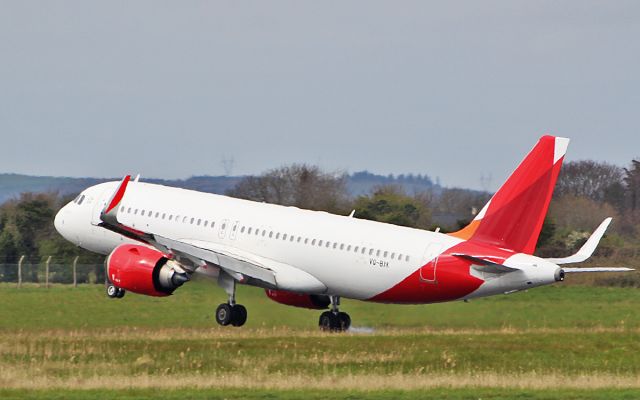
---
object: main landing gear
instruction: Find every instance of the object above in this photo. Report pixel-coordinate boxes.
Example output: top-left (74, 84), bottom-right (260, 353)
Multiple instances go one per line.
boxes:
top-left (215, 303), bottom-right (247, 327)
top-left (215, 272), bottom-right (247, 327)
top-left (106, 284), bottom-right (125, 299)
top-left (319, 296), bottom-right (351, 332)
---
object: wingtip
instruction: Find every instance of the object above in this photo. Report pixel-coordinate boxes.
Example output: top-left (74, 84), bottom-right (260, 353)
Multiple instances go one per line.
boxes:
top-left (104, 175), bottom-right (132, 214)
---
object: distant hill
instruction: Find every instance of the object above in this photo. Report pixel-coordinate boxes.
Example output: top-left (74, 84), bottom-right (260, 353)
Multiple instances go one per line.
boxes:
top-left (0, 171), bottom-right (439, 204)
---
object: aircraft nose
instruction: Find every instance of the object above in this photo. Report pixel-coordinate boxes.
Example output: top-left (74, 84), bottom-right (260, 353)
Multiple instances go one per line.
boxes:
top-left (54, 205), bottom-right (68, 238)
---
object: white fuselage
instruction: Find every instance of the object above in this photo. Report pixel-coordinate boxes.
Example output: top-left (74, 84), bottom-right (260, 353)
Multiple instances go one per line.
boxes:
top-left (54, 181), bottom-right (560, 302)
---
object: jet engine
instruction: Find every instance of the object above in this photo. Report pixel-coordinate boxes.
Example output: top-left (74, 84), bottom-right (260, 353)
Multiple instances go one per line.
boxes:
top-left (106, 244), bottom-right (189, 297)
top-left (265, 289), bottom-right (330, 309)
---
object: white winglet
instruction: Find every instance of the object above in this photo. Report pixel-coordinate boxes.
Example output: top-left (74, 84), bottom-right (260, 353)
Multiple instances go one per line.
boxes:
top-left (546, 218), bottom-right (612, 265)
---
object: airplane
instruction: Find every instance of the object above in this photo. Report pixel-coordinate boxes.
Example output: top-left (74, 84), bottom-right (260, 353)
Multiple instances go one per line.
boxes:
top-left (54, 136), bottom-right (633, 331)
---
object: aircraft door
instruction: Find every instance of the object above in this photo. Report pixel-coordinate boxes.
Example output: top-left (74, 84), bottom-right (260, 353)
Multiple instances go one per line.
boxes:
top-left (420, 243), bottom-right (444, 283)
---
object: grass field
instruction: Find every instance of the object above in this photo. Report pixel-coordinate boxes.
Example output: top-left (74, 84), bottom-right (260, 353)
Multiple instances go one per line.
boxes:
top-left (1, 280), bottom-right (639, 399)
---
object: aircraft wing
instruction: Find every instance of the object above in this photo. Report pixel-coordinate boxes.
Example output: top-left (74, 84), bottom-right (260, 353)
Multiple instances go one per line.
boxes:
top-left (97, 176), bottom-right (327, 293)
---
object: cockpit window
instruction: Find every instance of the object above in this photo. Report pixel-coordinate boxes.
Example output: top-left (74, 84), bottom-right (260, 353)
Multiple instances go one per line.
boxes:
top-left (73, 195), bottom-right (81, 203)
top-left (77, 195), bottom-right (85, 205)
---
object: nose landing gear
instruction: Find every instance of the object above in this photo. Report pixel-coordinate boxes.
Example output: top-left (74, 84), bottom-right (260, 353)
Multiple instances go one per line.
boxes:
top-left (319, 296), bottom-right (350, 332)
top-left (106, 284), bottom-right (125, 298)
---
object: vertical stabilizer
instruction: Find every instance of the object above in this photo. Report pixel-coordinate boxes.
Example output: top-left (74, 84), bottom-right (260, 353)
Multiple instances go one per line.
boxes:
top-left (450, 135), bottom-right (568, 254)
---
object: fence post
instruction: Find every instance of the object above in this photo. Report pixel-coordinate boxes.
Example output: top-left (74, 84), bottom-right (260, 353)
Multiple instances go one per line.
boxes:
top-left (45, 256), bottom-right (52, 288)
top-left (104, 258), bottom-right (108, 285)
top-left (17, 255), bottom-right (25, 288)
top-left (72, 256), bottom-right (79, 288)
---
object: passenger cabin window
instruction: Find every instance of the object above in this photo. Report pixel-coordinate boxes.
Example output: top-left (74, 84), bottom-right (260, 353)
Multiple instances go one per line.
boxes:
top-left (134, 209), bottom-right (138, 215)
top-left (203, 221), bottom-right (208, 227)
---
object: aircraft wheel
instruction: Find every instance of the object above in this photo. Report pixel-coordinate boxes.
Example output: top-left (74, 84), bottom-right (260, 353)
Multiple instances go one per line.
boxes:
top-left (215, 303), bottom-right (233, 326)
top-left (115, 288), bottom-right (126, 298)
top-left (319, 311), bottom-right (339, 331)
top-left (231, 304), bottom-right (247, 327)
top-left (337, 312), bottom-right (351, 331)
top-left (106, 284), bottom-right (119, 298)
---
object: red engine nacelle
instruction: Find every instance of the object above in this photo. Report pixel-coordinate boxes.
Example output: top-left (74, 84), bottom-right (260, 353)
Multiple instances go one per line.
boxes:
top-left (265, 289), bottom-right (330, 309)
top-left (106, 244), bottom-right (189, 297)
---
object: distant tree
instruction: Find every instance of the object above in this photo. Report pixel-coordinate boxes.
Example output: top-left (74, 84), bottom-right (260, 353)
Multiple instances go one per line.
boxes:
top-left (536, 216), bottom-right (556, 249)
top-left (624, 160), bottom-right (640, 212)
top-left (548, 195), bottom-right (619, 232)
top-left (435, 188), bottom-right (491, 217)
top-left (227, 164), bottom-right (350, 213)
top-left (555, 160), bottom-right (624, 205)
top-left (354, 185), bottom-right (432, 229)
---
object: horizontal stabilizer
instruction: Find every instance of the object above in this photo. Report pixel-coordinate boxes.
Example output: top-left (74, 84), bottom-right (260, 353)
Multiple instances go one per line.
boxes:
top-left (452, 253), bottom-right (521, 273)
top-left (546, 218), bottom-right (612, 265)
top-left (563, 267), bottom-right (634, 273)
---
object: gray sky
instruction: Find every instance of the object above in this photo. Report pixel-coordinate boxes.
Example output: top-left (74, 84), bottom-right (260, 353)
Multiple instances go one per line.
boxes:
top-left (1, 1), bottom-right (639, 190)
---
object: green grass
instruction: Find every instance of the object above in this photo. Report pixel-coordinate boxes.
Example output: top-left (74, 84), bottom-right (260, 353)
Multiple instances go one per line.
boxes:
top-left (1, 280), bottom-right (638, 331)
top-left (1, 388), bottom-right (640, 400)
top-left (1, 281), bottom-right (639, 397)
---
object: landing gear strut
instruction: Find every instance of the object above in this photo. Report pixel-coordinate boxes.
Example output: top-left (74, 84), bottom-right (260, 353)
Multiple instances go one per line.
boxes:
top-left (319, 296), bottom-right (350, 332)
top-left (106, 284), bottom-right (125, 299)
top-left (215, 272), bottom-right (247, 327)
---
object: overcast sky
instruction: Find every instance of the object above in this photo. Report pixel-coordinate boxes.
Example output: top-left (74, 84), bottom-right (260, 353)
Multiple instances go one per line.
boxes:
top-left (1, 1), bottom-right (639, 190)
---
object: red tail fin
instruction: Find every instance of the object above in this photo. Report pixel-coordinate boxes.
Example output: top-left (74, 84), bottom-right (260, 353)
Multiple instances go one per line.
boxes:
top-left (450, 135), bottom-right (568, 254)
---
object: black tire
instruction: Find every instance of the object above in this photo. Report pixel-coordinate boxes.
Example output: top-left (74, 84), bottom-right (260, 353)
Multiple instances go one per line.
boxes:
top-left (231, 304), bottom-right (248, 327)
top-left (337, 312), bottom-right (351, 331)
top-left (116, 288), bottom-right (126, 298)
top-left (319, 311), bottom-right (338, 331)
top-left (106, 285), bottom-right (118, 298)
top-left (215, 303), bottom-right (233, 326)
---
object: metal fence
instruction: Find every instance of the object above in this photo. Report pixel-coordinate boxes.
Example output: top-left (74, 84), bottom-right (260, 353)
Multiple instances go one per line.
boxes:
top-left (0, 256), bottom-right (106, 287)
